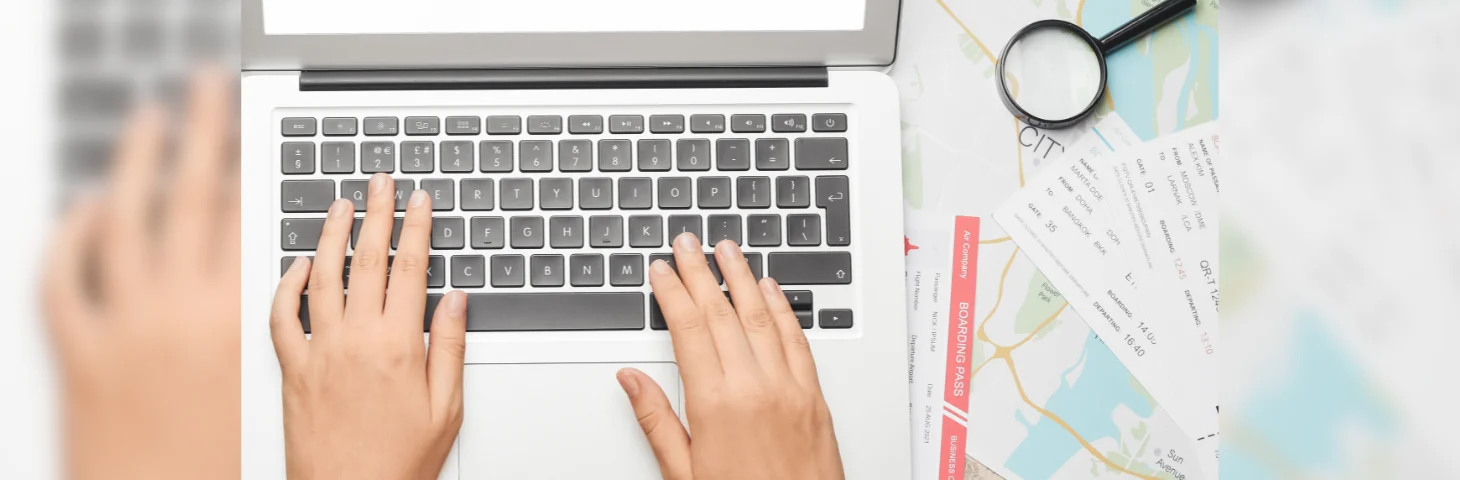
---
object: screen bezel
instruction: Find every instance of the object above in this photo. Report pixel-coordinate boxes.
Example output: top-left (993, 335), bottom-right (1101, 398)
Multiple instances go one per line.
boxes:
top-left (242, 0), bottom-right (902, 71)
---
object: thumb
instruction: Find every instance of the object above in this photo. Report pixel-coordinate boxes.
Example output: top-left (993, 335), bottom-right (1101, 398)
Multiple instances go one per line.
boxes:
top-left (617, 368), bottom-right (692, 480)
top-left (427, 291), bottom-right (468, 427)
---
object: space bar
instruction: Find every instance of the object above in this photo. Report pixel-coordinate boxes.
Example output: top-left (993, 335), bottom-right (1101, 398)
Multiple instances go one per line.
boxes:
top-left (466, 292), bottom-right (645, 331)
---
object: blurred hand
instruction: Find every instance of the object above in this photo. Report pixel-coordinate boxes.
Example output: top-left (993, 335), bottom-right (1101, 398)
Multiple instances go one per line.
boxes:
top-left (43, 71), bottom-right (240, 480)
top-left (618, 234), bottom-right (844, 480)
top-left (270, 174), bottom-right (467, 480)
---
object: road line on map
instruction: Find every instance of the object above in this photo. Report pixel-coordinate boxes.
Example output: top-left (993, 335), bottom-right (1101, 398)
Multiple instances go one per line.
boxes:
top-left (980, 236), bottom-right (1012, 245)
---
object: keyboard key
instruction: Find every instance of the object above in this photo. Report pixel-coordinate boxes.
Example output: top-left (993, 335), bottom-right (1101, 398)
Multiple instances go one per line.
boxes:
top-left (796, 311), bottom-right (813, 329)
top-left (361, 142), bottom-right (396, 173)
top-left (795, 137), bottom-right (849, 170)
top-left (813, 113), bottom-right (848, 132)
top-left (649, 114), bottom-right (685, 134)
top-left (401, 141), bottom-right (435, 173)
top-left (650, 253), bottom-right (722, 284)
top-left (598, 139), bottom-right (632, 172)
top-left (521, 140), bottom-right (553, 172)
top-left (511, 216), bottom-right (545, 248)
top-left (282, 117), bottom-right (316, 137)
top-left (433, 217), bottom-right (466, 250)
top-left (531, 255), bottom-right (566, 287)
top-left (421, 178), bottom-right (455, 211)
top-left (446, 116), bottom-right (481, 135)
top-left (771, 114), bottom-right (807, 133)
top-left (471, 217), bottom-right (506, 249)
top-left (487, 115), bottom-right (522, 135)
top-left (817, 176), bottom-right (851, 246)
top-left (568, 115), bottom-right (604, 134)
top-left (558, 139), bottom-right (593, 172)
top-left (452, 255), bottom-right (487, 287)
top-left (731, 114), bottom-right (766, 133)
top-left (787, 214), bottom-right (821, 246)
top-left (540, 178), bottom-right (574, 210)
top-left (637, 139), bottom-right (672, 172)
top-left (667, 215), bottom-right (702, 244)
top-left (405, 116), bottom-right (441, 136)
top-left (281, 218), bottom-right (324, 250)
top-left (819, 309), bottom-right (853, 328)
top-left (707, 214), bottom-right (741, 246)
top-left (549, 216), bottom-right (584, 248)
top-left (697, 177), bottom-right (732, 209)
top-left (747, 214), bottom-right (781, 247)
top-left (500, 178), bottom-right (534, 210)
top-left (658, 177), bottom-right (692, 209)
top-left (351, 218), bottom-right (363, 248)
top-left (460, 179), bottom-right (495, 211)
top-left (676, 139), bottom-right (710, 171)
top-left (589, 216), bottom-right (624, 248)
top-left (768, 252), bottom-right (852, 285)
top-left (737, 177), bottom-right (772, 208)
top-left (465, 293), bottom-right (644, 331)
top-left (716, 139), bottom-right (751, 171)
top-left (392, 218), bottom-right (405, 249)
top-left (755, 138), bottom-right (790, 170)
top-left (690, 114), bottom-right (726, 133)
top-left (322, 117), bottom-right (357, 136)
top-left (281, 142), bottom-right (315, 174)
top-left (392, 179), bottom-right (415, 212)
top-left (610, 254), bottom-right (644, 286)
top-left (480, 141), bottom-right (514, 172)
top-left (364, 117), bottom-right (400, 136)
top-left (777, 176), bottom-right (811, 208)
top-left (341, 180), bottom-right (368, 210)
top-left (281, 180), bottom-right (334, 213)
top-left (744, 252), bottom-right (764, 280)
top-left (527, 115), bottom-right (563, 135)
top-left (650, 293), bottom-right (667, 330)
top-left (579, 178), bottom-right (613, 210)
top-left (440, 141), bottom-right (475, 172)
top-left (628, 215), bottom-right (663, 248)
top-left (428, 256), bottom-right (447, 288)
top-left (619, 178), bottom-right (653, 210)
top-left (570, 254), bottom-right (606, 286)
top-left (490, 255), bottom-right (526, 287)
top-left (609, 115), bottom-right (644, 134)
top-left (784, 291), bottom-right (813, 310)
top-left (321, 142), bottom-right (356, 174)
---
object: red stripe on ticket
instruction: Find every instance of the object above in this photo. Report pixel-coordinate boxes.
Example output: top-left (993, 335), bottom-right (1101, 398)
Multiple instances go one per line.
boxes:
top-left (939, 216), bottom-right (980, 480)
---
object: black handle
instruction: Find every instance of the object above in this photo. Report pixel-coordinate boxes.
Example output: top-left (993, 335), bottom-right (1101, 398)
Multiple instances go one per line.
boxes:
top-left (1097, 0), bottom-right (1197, 53)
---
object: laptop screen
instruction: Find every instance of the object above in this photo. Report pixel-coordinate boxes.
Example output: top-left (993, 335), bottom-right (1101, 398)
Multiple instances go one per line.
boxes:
top-left (262, 0), bottom-right (868, 35)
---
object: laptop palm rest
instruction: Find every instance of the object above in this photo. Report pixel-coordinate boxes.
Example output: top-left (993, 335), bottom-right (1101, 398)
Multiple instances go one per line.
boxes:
top-left (457, 362), bottom-right (680, 479)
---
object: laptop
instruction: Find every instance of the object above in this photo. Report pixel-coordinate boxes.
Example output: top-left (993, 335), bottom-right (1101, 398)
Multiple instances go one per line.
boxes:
top-left (239, 1), bottom-right (911, 478)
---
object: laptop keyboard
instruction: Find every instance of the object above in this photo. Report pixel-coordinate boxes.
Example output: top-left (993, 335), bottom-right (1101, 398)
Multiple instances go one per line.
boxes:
top-left (278, 111), bottom-right (856, 333)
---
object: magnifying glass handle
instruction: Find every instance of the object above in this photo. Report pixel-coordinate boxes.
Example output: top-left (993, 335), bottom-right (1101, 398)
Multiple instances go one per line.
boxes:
top-left (1097, 0), bottom-right (1197, 53)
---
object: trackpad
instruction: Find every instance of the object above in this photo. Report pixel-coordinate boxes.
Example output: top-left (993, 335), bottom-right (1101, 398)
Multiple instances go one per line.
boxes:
top-left (458, 363), bottom-right (679, 479)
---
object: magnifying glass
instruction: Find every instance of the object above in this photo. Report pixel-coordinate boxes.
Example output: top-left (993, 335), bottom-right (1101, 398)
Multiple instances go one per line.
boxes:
top-left (996, 0), bottom-right (1196, 129)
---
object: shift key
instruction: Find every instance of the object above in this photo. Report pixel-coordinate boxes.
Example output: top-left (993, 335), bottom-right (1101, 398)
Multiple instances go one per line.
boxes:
top-left (767, 252), bottom-right (852, 285)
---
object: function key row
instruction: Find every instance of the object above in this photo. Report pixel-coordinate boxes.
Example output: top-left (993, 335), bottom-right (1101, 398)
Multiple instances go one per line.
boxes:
top-left (281, 114), bottom-right (849, 137)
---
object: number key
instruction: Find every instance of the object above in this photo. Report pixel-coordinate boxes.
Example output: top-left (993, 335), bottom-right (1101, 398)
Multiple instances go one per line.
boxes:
top-left (361, 142), bottom-right (396, 173)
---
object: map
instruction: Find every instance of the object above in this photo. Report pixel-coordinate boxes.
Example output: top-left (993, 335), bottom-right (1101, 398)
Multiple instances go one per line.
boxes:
top-left (889, 0), bottom-right (1219, 478)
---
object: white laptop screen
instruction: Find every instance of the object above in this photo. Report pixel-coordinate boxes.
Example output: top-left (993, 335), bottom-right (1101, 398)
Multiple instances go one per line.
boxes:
top-left (262, 0), bottom-right (868, 35)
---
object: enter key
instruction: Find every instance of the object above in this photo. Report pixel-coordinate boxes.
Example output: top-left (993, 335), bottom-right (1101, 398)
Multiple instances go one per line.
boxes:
top-left (816, 176), bottom-right (851, 246)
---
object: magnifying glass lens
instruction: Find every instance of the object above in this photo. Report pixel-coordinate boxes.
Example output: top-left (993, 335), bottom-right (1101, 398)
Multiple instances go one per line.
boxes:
top-left (1002, 25), bottom-right (1104, 123)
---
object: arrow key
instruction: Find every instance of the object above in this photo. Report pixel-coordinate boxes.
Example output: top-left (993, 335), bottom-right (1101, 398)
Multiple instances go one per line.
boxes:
top-left (281, 180), bottom-right (335, 213)
top-left (818, 309), bottom-right (853, 329)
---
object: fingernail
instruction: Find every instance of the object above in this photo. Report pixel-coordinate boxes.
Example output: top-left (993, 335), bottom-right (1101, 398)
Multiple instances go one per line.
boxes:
top-left (616, 369), bottom-right (640, 398)
top-left (369, 173), bottom-right (388, 193)
top-left (410, 189), bottom-right (427, 207)
top-left (328, 198), bottom-right (347, 217)
top-left (445, 291), bottom-right (466, 314)
top-left (290, 256), bottom-right (309, 270)
top-left (759, 277), bottom-right (778, 296)
top-left (717, 240), bottom-right (743, 262)
top-left (675, 232), bottom-right (698, 250)
top-left (650, 259), bottom-right (673, 274)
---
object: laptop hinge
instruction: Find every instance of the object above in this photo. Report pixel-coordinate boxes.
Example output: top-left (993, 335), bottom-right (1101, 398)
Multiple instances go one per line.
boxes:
top-left (298, 67), bottom-right (828, 91)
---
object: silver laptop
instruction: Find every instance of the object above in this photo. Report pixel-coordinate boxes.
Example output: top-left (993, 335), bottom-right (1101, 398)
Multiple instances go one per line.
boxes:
top-left (239, 1), bottom-right (911, 478)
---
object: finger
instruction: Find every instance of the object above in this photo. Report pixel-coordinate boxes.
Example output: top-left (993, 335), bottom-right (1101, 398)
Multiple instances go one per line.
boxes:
top-left (617, 368), bottom-right (692, 480)
top-left (164, 68), bottom-right (232, 269)
top-left (217, 179), bottom-right (241, 279)
top-left (716, 240), bottom-right (787, 375)
top-left (306, 199), bottom-right (354, 334)
top-left (648, 259), bottom-right (722, 388)
top-left (43, 197), bottom-right (104, 360)
top-left (760, 277), bottom-right (821, 388)
top-left (270, 256), bottom-right (311, 370)
top-left (346, 173), bottom-right (395, 316)
top-left (385, 190), bottom-right (432, 331)
top-left (103, 105), bottom-right (166, 296)
top-left (671, 233), bottom-right (755, 371)
top-left (427, 291), bottom-right (468, 426)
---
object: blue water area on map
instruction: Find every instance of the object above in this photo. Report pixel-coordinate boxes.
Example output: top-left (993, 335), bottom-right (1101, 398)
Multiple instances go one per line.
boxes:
top-left (1225, 312), bottom-right (1395, 479)
top-left (1005, 332), bottom-right (1154, 480)
top-left (1080, 0), bottom-right (1219, 140)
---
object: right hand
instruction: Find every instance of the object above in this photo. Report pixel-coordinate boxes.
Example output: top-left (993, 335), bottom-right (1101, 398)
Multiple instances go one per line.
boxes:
top-left (616, 233), bottom-right (845, 480)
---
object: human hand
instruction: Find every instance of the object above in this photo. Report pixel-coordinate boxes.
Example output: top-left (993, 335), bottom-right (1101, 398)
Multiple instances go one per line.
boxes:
top-left (617, 234), bottom-right (844, 480)
top-left (270, 174), bottom-right (468, 480)
top-left (42, 70), bottom-right (240, 480)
